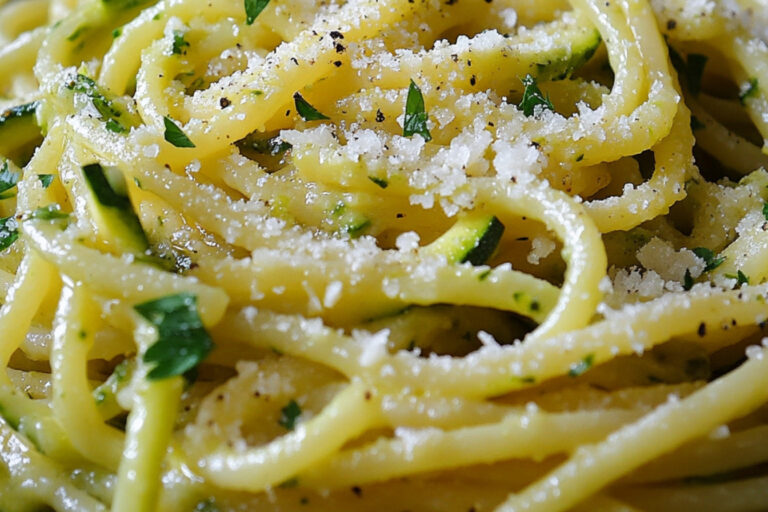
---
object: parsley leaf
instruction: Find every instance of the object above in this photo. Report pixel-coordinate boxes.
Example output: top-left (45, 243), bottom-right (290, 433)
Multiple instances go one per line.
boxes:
top-left (244, 0), bottom-right (270, 25)
top-left (668, 46), bottom-right (707, 96)
top-left (683, 268), bottom-right (694, 291)
top-left (134, 292), bottom-right (214, 380)
top-left (0, 216), bottom-right (19, 251)
top-left (739, 78), bottom-right (758, 105)
top-left (725, 270), bottom-right (749, 287)
top-left (278, 399), bottom-right (301, 430)
top-left (519, 74), bottom-right (554, 117)
top-left (293, 92), bottom-right (329, 122)
top-left (403, 79), bottom-right (431, 141)
top-left (0, 161), bottom-right (19, 199)
top-left (763, 202), bottom-right (768, 222)
top-left (38, 174), bottom-right (54, 188)
top-left (568, 353), bottom-right (594, 377)
top-left (163, 116), bottom-right (196, 148)
top-left (692, 247), bottom-right (725, 272)
top-left (67, 74), bottom-right (129, 133)
top-left (172, 30), bottom-right (190, 55)
top-left (368, 176), bottom-right (388, 189)
top-left (240, 135), bottom-right (292, 156)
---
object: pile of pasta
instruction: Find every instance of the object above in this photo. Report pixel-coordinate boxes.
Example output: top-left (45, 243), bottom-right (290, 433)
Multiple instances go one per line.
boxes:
top-left (1, 0), bottom-right (768, 510)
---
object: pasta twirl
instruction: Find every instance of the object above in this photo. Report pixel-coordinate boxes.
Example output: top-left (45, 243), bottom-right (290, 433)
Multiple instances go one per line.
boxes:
top-left (0, 0), bottom-right (768, 511)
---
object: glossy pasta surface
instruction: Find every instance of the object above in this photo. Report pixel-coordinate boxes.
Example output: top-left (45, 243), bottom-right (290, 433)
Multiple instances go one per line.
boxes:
top-left (1, 0), bottom-right (768, 511)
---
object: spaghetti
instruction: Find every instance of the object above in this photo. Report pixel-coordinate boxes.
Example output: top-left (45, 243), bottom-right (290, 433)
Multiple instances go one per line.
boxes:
top-left (0, 0), bottom-right (767, 510)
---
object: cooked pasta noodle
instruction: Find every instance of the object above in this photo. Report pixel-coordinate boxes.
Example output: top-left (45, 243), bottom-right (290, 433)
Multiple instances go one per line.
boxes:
top-left (0, 0), bottom-right (768, 510)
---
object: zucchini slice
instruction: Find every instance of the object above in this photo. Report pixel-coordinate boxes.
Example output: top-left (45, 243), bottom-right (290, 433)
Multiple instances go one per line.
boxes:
top-left (0, 102), bottom-right (42, 156)
top-left (81, 163), bottom-right (148, 254)
top-left (423, 213), bottom-right (505, 265)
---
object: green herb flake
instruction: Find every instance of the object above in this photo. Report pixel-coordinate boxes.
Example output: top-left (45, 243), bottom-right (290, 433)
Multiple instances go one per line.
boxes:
top-left (478, 269), bottom-right (492, 281)
top-left (403, 79), bottom-right (431, 141)
top-left (683, 268), bottom-right (694, 291)
top-left (112, 28), bottom-right (122, 38)
top-left (134, 292), bottom-right (214, 380)
top-left (0, 217), bottom-right (19, 251)
top-left (278, 399), bottom-right (301, 430)
top-left (243, 135), bottom-right (291, 156)
top-left (667, 45), bottom-right (708, 96)
top-left (519, 74), bottom-right (554, 117)
top-left (568, 353), bottom-right (595, 377)
top-left (171, 30), bottom-right (190, 55)
top-left (725, 270), bottom-right (749, 287)
top-left (245, 0), bottom-right (270, 25)
top-left (163, 116), bottom-right (196, 148)
top-left (763, 201), bottom-right (768, 222)
top-left (66, 74), bottom-right (129, 133)
top-left (0, 161), bottom-right (19, 199)
top-left (31, 205), bottom-right (69, 220)
top-left (38, 174), bottom-right (54, 188)
top-left (692, 247), bottom-right (725, 272)
top-left (293, 92), bottom-right (329, 122)
top-left (368, 176), bottom-right (388, 189)
top-left (739, 78), bottom-right (758, 105)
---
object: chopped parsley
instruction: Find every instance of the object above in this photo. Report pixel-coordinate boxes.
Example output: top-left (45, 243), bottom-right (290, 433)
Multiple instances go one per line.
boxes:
top-left (739, 78), bottom-right (758, 105)
top-left (519, 74), bottom-right (554, 117)
top-left (568, 353), bottom-right (594, 377)
top-left (163, 116), bottom-right (196, 148)
top-left (240, 135), bottom-right (291, 155)
top-left (245, 0), bottom-right (270, 25)
top-left (38, 174), bottom-right (54, 188)
top-left (692, 247), bottom-right (725, 272)
top-left (403, 79), bottom-right (431, 141)
top-left (171, 30), bottom-right (190, 55)
top-left (763, 201), bottom-right (768, 221)
top-left (278, 399), bottom-right (301, 430)
top-left (134, 293), bottom-right (214, 380)
top-left (293, 92), bottom-right (329, 121)
top-left (725, 270), bottom-right (749, 287)
top-left (0, 161), bottom-right (19, 199)
top-left (668, 46), bottom-right (707, 96)
top-left (683, 268), bottom-right (694, 291)
top-left (368, 176), bottom-right (388, 189)
top-left (0, 217), bottom-right (19, 252)
top-left (67, 74), bottom-right (129, 133)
